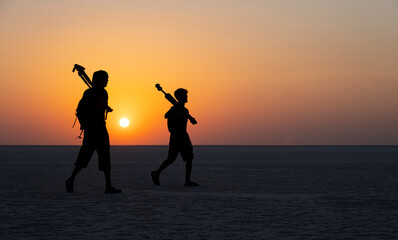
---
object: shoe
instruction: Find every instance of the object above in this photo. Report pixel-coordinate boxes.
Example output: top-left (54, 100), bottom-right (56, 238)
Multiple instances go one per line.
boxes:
top-left (184, 181), bottom-right (199, 186)
top-left (65, 180), bottom-right (74, 193)
top-left (151, 171), bottom-right (160, 186)
top-left (105, 186), bottom-right (122, 194)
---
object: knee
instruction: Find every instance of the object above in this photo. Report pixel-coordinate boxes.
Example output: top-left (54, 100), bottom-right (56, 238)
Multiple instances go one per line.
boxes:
top-left (185, 158), bottom-right (192, 163)
top-left (185, 159), bottom-right (193, 166)
top-left (164, 158), bottom-right (176, 164)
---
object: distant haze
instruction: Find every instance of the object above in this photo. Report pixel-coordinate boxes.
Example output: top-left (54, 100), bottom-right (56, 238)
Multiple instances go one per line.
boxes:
top-left (0, 0), bottom-right (397, 145)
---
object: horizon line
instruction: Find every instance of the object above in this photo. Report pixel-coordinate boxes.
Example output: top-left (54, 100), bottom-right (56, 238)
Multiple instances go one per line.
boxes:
top-left (1, 144), bottom-right (398, 147)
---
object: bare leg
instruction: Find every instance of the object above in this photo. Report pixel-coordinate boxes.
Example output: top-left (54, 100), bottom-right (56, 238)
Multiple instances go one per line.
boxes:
top-left (104, 168), bottom-right (112, 189)
top-left (65, 166), bottom-right (82, 193)
top-left (157, 158), bottom-right (175, 174)
top-left (66, 142), bottom-right (95, 193)
top-left (104, 167), bottom-right (121, 193)
top-left (184, 159), bottom-right (199, 186)
top-left (185, 159), bottom-right (192, 183)
top-left (151, 158), bottom-right (175, 186)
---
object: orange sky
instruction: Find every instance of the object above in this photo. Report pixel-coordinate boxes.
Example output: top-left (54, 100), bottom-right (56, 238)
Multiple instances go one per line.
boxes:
top-left (0, 0), bottom-right (398, 145)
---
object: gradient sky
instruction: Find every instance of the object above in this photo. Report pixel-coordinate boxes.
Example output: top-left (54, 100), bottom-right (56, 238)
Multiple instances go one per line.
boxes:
top-left (0, 0), bottom-right (397, 145)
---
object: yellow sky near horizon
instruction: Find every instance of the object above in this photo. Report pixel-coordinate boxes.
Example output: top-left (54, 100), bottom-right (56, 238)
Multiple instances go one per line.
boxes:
top-left (0, 0), bottom-right (397, 145)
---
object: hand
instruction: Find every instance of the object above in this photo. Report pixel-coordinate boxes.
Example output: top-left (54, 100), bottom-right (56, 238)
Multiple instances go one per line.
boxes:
top-left (190, 118), bottom-right (197, 125)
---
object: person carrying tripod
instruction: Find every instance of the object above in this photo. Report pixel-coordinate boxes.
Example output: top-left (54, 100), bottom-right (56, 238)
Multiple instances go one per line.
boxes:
top-left (151, 87), bottom-right (199, 186)
top-left (66, 69), bottom-right (121, 194)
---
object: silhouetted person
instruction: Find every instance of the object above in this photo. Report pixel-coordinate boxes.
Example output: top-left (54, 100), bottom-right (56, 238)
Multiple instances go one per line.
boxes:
top-left (65, 70), bottom-right (121, 194)
top-left (151, 88), bottom-right (199, 186)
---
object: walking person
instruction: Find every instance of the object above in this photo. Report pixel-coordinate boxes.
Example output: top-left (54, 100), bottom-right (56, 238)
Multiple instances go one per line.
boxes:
top-left (66, 70), bottom-right (121, 193)
top-left (151, 88), bottom-right (199, 186)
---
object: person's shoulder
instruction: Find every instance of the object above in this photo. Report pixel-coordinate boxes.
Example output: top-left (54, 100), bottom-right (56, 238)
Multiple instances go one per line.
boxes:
top-left (95, 87), bottom-right (108, 95)
top-left (165, 106), bottom-right (176, 118)
top-left (82, 88), bottom-right (93, 96)
top-left (179, 105), bottom-right (189, 113)
top-left (167, 106), bottom-right (176, 113)
top-left (87, 87), bottom-right (107, 95)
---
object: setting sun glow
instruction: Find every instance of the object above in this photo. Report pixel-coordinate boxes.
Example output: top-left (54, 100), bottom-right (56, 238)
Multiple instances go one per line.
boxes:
top-left (119, 118), bottom-right (130, 128)
top-left (0, 1), bottom-right (397, 145)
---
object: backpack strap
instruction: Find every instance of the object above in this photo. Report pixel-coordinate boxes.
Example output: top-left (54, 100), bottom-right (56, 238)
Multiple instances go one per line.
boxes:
top-left (72, 115), bottom-right (78, 128)
top-left (75, 130), bottom-right (84, 140)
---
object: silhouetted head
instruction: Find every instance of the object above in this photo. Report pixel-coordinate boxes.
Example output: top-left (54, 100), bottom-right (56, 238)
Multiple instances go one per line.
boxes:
top-left (92, 70), bottom-right (109, 88)
top-left (174, 88), bottom-right (188, 103)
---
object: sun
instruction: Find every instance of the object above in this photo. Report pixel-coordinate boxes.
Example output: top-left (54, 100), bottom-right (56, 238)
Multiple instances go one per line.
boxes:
top-left (119, 118), bottom-right (130, 128)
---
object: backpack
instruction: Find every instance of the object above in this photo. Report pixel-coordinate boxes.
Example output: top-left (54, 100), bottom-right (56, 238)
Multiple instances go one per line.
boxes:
top-left (72, 91), bottom-right (90, 138)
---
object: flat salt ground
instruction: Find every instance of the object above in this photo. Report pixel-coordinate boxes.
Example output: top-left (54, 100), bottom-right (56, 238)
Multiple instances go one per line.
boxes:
top-left (0, 146), bottom-right (397, 239)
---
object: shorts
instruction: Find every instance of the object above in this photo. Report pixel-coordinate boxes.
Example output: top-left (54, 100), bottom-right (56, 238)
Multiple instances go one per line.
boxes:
top-left (74, 127), bottom-right (111, 171)
top-left (167, 133), bottom-right (194, 161)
